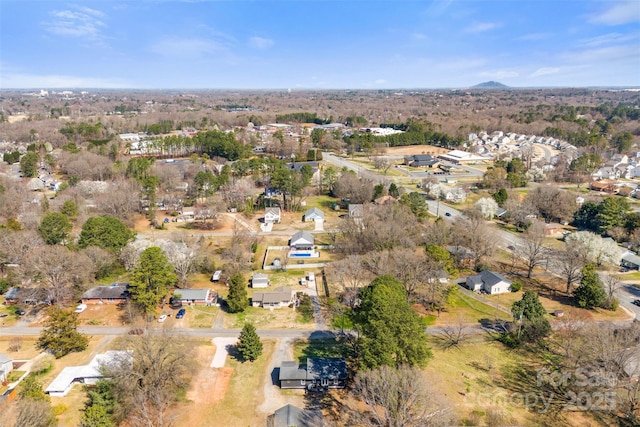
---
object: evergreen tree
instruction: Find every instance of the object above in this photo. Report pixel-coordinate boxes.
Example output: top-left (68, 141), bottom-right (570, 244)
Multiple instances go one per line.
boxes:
top-left (574, 264), bottom-right (606, 309)
top-left (78, 216), bottom-right (136, 251)
top-left (226, 273), bottom-right (248, 313)
top-left (129, 246), bottom-right (177, 314)
top-left (237, 323), bottom-right (263, 362)
top-left (19, 375), bottom-right (49, 401)
top-left (352, 275), bottom-right (431, 369)
top-left (38, 307), bottom-right (88, 358)
top-left (38, 212), bottom-right (72, 245)
top-left (388, 183), bottom-right (400, 198)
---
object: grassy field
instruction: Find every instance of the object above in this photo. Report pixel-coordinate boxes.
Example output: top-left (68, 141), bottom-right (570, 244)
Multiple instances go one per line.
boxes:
top-left (187, 305), bottom-right (218, 328)
top-left (292, 337), bottom-right (350, 364)
top-left (180, 339), bottom-right (277, 427)
top-left (439, 287), bottom-right (512, 324)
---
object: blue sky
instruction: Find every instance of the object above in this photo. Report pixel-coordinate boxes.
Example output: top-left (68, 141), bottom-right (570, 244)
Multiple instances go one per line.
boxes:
top-left (1, 0), bottom-right (639, 89)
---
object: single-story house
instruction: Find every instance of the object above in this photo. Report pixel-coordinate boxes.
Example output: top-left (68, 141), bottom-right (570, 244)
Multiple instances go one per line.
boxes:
top-left (4, 287), bottom-right (51, 305)
top-left (172, 288), bottom-right (214, 305)
top-left (466, 270), bottom-right (512, 295)
top-left (446, 246), bottom-right (475, 267)
top-left (543, 223), bottom-right (565, 237)
top-left (81, 283), bottom-right (130, 304)
top-left (267, 404), bottom-right (323, 427)
top-left (252, 273), bottom-right (270, 288)
top-left (265, 207), bottom-right (282, 224)
top-left (252, 286), bottom-right (295, 309)
top-left (0, 353), bottom-right (13, 383)
top-left (45, 351), bottom-right (131, 397)
top-left (279, 358), bottom-right (347, 390)
top-left (621, 251), bottom-right (640, 270)
top-left (303, 207), bottom-right (324, 222)
top-left (290, 230), bottom-right (314, 250)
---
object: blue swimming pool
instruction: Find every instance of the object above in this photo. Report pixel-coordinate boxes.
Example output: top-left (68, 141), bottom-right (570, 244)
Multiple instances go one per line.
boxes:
top-left (289, 253), bottom-right (312, 257)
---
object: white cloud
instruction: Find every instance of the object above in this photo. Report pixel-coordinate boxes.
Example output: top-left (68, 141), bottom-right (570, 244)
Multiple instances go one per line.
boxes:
top-left (464, 22), bottom-right (499, 33)
top-left (44, 7), bottom-right (106, 40)
top-left (531, 67), bottom-right (560, 77)
top-left (249, 36), bottom-right (274, 49)
top-left (578, 32), bottom-right (637, 48)
top-left (589, 1), bottom-right (640, 25)
top-left (1, 73), bottom-right (129, 89)
top-left (478, 70), bottom-right (518, 79)
top-left (150, 37), bottom-right (227, 57)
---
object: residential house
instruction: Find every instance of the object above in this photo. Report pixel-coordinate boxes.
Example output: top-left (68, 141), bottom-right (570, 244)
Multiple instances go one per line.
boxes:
top-left (81, 283), bottom-right (130, 305)
top-left (266, 404), bottom-right (323, 427)
top-left (438, 150), bottom-right (486, 164)
top-left (446, 246), bottom-right (475, 268)
top-left (590, 180), bottom-right (617, 193)
top-left (252, 286), bottom-right (295, 309)
top-left (287, 161), bottom-right (321, 183)
top-left (621, 251), bottom-right (640, 271)
top-left (0, 354), bottom-right (13, 383)
top-left (279, 358), bottom-right (347, 390)
top-left (172, 288), bottom-right (214, 306)
top-left (252, 273), bottom-right (270, 289)
top-left (265, 207), bottom-right (282, 224)
top-left (303, 207), bottom-right (325, 222)
top-left (4, 287), bottom-right (51, 306)
top-left (543, 223), bottom-right (565, 237)
top-left (466, 270), bottom-right (512, 295)
top-left (45, 351), bottom-right (131, 397)
top-left (290, 230), bottom-right (314, 251)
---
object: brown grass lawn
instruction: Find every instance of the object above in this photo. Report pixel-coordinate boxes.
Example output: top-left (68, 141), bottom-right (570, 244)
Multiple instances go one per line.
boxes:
top-left (179, 339), bottom-right (276, 427)
top-left (0, 336), bottom-right (41, 360)
top-left (224, 305), bottom-right (314, 330)
top-left (425, 337), bottom-right (609, 427)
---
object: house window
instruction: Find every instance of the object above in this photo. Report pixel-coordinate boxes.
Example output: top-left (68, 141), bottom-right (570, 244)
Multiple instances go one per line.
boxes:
top-left (321, 378), bottom-right (329, 386)
top-left (300, 380), bottom-right (306, 386)
top-left (333, 379), bottom-right (339, 385)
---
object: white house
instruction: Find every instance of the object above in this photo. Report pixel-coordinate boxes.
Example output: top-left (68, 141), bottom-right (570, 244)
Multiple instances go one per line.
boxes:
top-left (466, 270), bottom-right (512, 295)
top-left (0, 354), bottom-right (13, 383)
top-left (252, 286), bottom-right (295, 309)
top-left (45, 351), bottom-right (131, 397)
top-left (265, 207), bottom-right (281, 224)
top-left (303, 207), bottom-right (324, 222)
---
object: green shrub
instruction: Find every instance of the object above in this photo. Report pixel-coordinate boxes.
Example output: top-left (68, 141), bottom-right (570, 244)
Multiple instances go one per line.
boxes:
top-left (510, 281), bottom-right (522, 292)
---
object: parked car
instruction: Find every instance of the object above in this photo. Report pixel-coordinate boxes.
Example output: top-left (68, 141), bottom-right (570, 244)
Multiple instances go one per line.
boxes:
top-left (176, 309), bottom-right (186, 319)
top-left (445, 212), bottom-right (452, 217)
top-left (157, 314), bottom-right (168, 323)
top-left (128, 328), bottom-right (144, 335)
top-left (74, 303), bottom-right (87, 313)
top-left (16, 309), bottom-right (26, 316)
top-left (633, 300), bottom-right (640, 307)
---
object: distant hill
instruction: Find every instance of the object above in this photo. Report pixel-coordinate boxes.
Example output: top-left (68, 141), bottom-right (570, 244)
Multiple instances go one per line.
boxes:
top-left (471, 81), bottom-right (510, 89)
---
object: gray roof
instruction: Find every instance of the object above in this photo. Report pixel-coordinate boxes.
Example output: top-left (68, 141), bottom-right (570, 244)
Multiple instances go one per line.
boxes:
top-left (622, 251), bottom-right (640, 266)
top-left (265, 207), bottom-right (281, 216)
top-left (253, 286), bottom-right (293, 304)
top-left (81, 283), bottom-right (130, 300)
top-left (304, 207), bottom-right (325, 220)
top-left (252, 273), bottom-right (269, 284)
top-left (279, 361), bottom-right (307, 381)
top-left (271, 404), bottom-right (323, 427)
top-left (290, 230), bottom-right (314, 246)
top-left (474, 270), bottom-right (510, 287)
top-left (173, 288), bottom-right (210, 301)
top-left (307, 358), bottom-right (347, 380)
top-left (348, 204), bottom-right (363, 218)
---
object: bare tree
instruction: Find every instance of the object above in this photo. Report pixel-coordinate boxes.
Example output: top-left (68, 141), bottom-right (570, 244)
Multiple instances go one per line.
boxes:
top-left (516, 221), bottom-right (549, 278)
top-left (352, 365), bottom-right (452, 427)
top-left (22, 245), bottom-right (93, 306)
top-left (451, 211), bottom-right (495, 270)
top-left (602, 274), bottom-right (622, 307)
top-left (13, 399), bottom-right (56, 427)
top-left (373, 157), bottom-right (392, 175)
top-left (331, 172), bottom-right (375, 204)
top-left (327, 254), bottom-right (370, 308)
top-left (557, 246), bottom-right (584, 294)
top-left (105, 330), bottom-right (197, 427)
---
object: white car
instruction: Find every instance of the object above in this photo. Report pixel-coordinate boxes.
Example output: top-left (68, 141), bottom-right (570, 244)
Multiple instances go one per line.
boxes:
top-left (157, 314), bottom-right (168, 323)
top-left (74, 304), bottom-right (87, 313)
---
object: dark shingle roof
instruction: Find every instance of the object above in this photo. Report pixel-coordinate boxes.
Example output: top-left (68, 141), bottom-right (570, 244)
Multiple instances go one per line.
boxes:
top-left (81, 283), bottom-right (129, 300)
